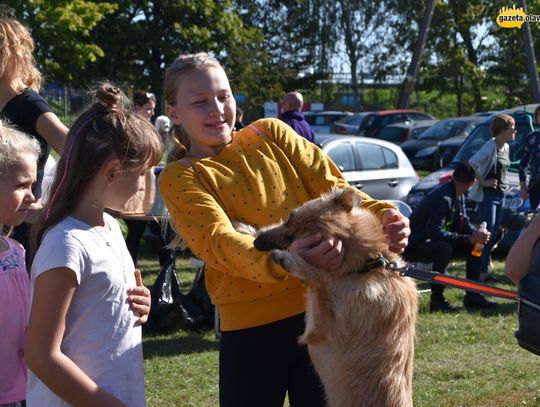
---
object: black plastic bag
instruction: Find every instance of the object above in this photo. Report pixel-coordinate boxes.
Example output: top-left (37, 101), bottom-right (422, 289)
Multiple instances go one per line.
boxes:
top-left (145, 261), bottom-right (189, 334)
top-left (180, 265), bottom-right (215, 331)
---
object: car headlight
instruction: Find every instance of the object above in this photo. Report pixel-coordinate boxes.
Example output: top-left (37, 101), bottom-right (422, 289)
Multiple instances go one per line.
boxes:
top-left (415, 146), bottom-right (437, 158)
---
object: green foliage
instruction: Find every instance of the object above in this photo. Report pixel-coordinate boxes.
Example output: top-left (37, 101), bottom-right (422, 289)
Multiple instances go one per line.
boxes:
top-left (6, 0), bottom-right (540, 117)
top-left (7, 0), bottom-right (117, 83)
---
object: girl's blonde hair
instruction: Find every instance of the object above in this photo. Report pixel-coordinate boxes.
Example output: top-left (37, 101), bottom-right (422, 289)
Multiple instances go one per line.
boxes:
top-left (0, 120), bottom-right (40, 235)
top-left (0, 119), bottom-right (40, 176)
top-left (0, 18), bottom-right (42, 91)
top-left (164, 52), bottom-right (223, 161)
top-left (31, 83), bottom-right (164, 261)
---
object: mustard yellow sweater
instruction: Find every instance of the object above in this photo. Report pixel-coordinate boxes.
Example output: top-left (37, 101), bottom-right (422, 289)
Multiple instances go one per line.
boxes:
top-left (159, 118), bottom-right (395, 331)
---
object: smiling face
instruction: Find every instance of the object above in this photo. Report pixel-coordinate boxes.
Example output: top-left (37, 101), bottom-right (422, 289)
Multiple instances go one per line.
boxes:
top-left (167, 66), bottom-right (236, 158)
top-left (0, 152), bottom-right (37, 226)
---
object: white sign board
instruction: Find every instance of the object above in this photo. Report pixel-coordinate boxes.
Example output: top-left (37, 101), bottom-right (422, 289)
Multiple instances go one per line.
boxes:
top-left (264, 102), bottom-right (279, 118)
top-left (310, 103), bottom-right (324, 111)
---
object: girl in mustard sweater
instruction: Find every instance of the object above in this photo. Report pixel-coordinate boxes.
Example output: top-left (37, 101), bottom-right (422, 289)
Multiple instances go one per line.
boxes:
top-left (159, 52), bottom-right (410, 407)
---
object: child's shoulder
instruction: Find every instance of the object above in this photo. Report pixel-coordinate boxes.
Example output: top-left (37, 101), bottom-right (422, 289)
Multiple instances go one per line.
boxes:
top-left (1, 236), bottom-right (25, 256)
top-left (245, 118), bottom-right (298, 143)
top-left (248, 118), bottom-right (289, 133)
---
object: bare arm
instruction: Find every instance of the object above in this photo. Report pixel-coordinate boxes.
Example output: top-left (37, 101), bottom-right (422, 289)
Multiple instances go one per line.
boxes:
top-left (26, 268), bottom-right (127, 407)
top-left (36, 111), bottom-right (68, 155)
top-left (505, 214), bottom-right (540, 285)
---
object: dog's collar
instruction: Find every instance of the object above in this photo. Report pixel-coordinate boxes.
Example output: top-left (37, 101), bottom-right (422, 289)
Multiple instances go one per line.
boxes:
top-left (356, 256), bottom-right (396, 274)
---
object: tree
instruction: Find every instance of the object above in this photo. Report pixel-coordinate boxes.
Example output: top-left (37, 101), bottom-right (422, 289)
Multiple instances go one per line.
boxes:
top-left (333, 0), bottom-right (396, 110)
top-left (388, 0), bottom-right (500, 114)
top-left (6, 0), bottom-right (117, 84)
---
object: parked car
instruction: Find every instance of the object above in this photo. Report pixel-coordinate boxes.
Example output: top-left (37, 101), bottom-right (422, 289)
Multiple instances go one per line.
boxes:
top-left (357, 109), bottom-right (436, 138)
top-left (315, 134), bottom-right (418, 201)
top-left (377, 119), bottom-right (438, 145)
top-left (400, 116), bottom-right (484, 170)
top-left (436, 134), bottom-right (468, 169)
top-left (304, 110), bottom-right (353, 133)
top-left (331, 112), bottom-right (371, 134)
top-left (406, 109), bottom-right (537, 251)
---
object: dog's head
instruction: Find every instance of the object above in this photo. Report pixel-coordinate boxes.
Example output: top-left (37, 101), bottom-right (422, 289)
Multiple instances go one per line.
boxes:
top-left (254, 188), bottom-right (389, 269)
top-left (253, 188), bottom-right (360, 251)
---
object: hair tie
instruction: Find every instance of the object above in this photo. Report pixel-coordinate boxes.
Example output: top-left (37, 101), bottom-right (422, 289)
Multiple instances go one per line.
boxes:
top-left (45, 111), bottom-right (98, 220)
top-left (178, 54), bottom-right (190, 61)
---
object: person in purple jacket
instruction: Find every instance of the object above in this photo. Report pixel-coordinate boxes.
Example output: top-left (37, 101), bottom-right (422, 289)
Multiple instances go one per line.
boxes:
top-left (279, 91), bottom-right (315, 142)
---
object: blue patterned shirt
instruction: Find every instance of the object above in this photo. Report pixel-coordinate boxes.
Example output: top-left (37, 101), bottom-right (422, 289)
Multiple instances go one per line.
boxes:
top-left (519, 130), bottom-right (540, 183)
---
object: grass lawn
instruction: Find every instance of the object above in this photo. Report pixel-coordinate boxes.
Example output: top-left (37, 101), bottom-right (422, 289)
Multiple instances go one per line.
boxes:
top-left (136, 241), bottom-right (540, 407)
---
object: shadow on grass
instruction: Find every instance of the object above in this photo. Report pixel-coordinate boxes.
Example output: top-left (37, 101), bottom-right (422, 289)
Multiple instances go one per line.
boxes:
top-left (465, 300), bottom-right (518, 317)
top-left (143, 330), bottom-right (219, 359)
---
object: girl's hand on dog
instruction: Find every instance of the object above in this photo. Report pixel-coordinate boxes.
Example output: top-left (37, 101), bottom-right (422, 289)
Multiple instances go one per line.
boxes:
top-left (382, 210), bottom-right (410, 254)
top-left (288, 232), bottom-right (345, 270)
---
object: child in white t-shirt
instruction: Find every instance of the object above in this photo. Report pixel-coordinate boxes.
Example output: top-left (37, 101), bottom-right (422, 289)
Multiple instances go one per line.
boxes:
top-left (25, 83), bottom-right (163, 407)
top-left (0, 121), bottom-right (40, 407)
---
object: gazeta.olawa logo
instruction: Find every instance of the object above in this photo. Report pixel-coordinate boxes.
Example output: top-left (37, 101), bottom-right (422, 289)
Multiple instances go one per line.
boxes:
top-left (496, 4), bottom-right (540, 28)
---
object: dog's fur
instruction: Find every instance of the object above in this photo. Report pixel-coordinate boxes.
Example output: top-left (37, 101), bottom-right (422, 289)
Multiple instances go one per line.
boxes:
top-left (252, 188), bottom-right (418, 407)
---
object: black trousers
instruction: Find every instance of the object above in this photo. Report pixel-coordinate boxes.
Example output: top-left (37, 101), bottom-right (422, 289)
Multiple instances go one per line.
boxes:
top-left (219, 313), bottom-right (326, 407)
top-left (125, 219), bottom-right (175, 269)
top-left (529, 179), bottom-right (540, 211)
top-left (404, 239), bottom-right (481, 299)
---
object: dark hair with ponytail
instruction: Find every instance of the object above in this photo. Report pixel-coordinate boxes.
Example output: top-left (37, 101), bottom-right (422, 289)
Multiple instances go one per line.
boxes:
top-left (30, 82), bottom-right (163, 264)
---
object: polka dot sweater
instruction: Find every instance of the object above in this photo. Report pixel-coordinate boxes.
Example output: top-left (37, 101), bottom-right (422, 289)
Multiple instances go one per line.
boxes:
top-left (158, 118), bottom-right (395, 331)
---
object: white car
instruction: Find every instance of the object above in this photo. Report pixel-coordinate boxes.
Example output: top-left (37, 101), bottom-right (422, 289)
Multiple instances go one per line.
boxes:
top-left (315, 134), bottom-right (418, 201)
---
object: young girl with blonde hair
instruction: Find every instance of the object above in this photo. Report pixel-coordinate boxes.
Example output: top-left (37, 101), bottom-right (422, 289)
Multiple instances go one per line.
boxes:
top-left (160, 52), bottom-right (410, 407)
top-left (25, 83), bottom-right (163, 406)
top-left (0, 121), bottom-right (40, 407)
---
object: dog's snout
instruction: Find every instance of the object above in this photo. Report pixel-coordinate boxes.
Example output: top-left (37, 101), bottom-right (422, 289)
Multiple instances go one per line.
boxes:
top-left (253, 235), bottom-right (274, 251)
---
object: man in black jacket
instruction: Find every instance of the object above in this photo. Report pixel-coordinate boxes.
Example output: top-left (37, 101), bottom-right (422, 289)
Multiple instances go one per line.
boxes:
top-left (405, 161), bottom-right (496, 312)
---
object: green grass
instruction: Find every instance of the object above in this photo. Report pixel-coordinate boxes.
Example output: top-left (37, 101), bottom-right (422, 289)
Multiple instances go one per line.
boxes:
top-left (137, 240), bottom-right (540, 407)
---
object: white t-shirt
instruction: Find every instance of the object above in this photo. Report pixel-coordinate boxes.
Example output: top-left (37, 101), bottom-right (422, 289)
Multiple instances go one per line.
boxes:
top-left (27, 214), bottom-right (146, 407)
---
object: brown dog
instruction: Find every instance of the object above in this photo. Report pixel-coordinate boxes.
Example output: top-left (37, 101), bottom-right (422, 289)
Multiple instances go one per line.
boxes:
top-left (253, 188), bottom-right (418, 407)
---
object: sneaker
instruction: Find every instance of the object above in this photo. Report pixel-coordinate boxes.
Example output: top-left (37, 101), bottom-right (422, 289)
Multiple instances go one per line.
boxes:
top-left (430, 298), bottom-right (459, 313)
top-left (463, 294), bottom-right (498, 310)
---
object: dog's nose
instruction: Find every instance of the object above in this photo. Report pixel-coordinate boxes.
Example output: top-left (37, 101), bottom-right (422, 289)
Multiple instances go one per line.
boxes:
top-left (254, 236), bottom-right (272, 251)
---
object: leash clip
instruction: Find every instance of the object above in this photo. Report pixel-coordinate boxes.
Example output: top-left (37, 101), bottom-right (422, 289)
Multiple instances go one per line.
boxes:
top-left (385, 260), bottom-right (407, 275)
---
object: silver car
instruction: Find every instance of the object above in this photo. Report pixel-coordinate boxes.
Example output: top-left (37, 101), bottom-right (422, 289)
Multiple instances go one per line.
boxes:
top-left (315, 134), bottom-right (418, 201)
top-left (304, 111), bottom-right (353, 133)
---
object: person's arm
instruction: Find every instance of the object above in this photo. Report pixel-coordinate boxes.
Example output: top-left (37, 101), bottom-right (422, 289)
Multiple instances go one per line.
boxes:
top-left (265, 118), bottom-right (408, 252)
top-left (424, 194), bottom-right (467, 245)
top-left (469, 140), bottom-right (496, 188)
top-left (519, 135), bottom-right (532, 200)
top-left (26, 268), bottom-right (127, 407)
top-left (36, 111), bottom-right (68, 155)
top-left (160, 166), bottom-right (290, 283)
top-left (505, 214), bottom-right (540, 285)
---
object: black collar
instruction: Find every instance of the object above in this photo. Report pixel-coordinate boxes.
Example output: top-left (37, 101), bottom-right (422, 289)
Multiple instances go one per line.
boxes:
top-left (357, 256), bottom-right (392, 274)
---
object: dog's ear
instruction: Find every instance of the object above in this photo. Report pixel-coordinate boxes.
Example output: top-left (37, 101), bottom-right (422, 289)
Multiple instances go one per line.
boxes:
top-left (334, 189), bottom-right (361, 212)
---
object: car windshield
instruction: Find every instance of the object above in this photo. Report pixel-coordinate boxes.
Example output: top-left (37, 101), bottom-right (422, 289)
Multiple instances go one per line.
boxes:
top-left (417, 120), bottom-right (469, 141)
top-left (409, 125), bottom-right (433, 139)
top-left (337, 114), bottom-right (365, 126)
top-left (359, 114), bottom-right (376, 133)
top-left (451, 113), bottom-right (533, 172)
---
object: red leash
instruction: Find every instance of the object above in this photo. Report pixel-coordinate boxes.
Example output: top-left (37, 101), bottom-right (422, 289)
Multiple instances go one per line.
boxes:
top-left (398, 263), bottom-right (519, 300)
